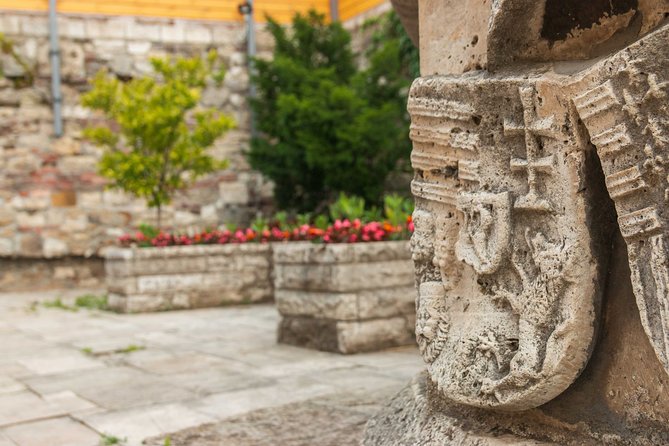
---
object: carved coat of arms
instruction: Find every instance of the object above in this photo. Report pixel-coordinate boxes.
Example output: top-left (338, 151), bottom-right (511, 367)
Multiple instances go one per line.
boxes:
top-left (409, 23), bottom-right (669, 411)
top-left (410, 78), bottom-right (602, 410)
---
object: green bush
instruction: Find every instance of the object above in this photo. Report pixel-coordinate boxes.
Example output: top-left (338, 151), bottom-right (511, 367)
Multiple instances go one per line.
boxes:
top-left (328, 193), bottom-right (413, 224)
top-left (329, 193), bottom-right (366, 222)
top-left (248, 10), bottom-right (414, 213)
top-left (82, 53), bottom-right (235, 228)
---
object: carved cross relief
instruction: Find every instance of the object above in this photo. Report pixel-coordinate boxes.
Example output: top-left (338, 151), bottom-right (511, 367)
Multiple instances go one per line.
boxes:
top-left (504, 86), bottom-right (558, 212)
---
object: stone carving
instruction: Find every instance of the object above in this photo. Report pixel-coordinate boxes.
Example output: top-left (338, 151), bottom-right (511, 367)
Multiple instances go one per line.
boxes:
top-left (504, 86), bottom-right (559, 212)
top-left (415, 281), bottom-right (450, 363)
top-left (409, 78), bottom-right (603, 410)
top-left (455, 191), bottom-right (511, 275)
top-left (406, 15), bottom-right (669, 414)
top-left (570, 27), bottom-right (669, 374)
top-left (366, 1), bottom-right (669, 444)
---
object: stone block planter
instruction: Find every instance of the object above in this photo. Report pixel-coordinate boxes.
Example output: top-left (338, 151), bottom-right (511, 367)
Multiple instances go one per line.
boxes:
top-left (274, 241), bottom-right (415, 354)
top-left (104, 244), bottom-right (272, 312)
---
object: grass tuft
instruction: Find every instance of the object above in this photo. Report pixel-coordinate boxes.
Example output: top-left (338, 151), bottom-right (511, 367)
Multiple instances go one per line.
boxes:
top-left (74, 294), bottom-right (108, 310)
top-left (100, 433), bottom-right (126, 445)
top-left (42, 298), bottom-right (78, 312)
top-left (41, 294), bottom-right (109, 312)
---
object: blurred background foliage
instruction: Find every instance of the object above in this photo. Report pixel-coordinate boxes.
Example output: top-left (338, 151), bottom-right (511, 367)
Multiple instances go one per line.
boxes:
top-left (248, 10), bottom-right (418, 214)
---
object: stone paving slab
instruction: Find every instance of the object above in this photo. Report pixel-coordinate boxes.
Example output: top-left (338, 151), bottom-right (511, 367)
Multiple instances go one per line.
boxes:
top-left (0, 377), bottom-right (23, 395)
top-left (144, 386), bottom-right (401, 446)
top-left (0, 391), bottom-right (69, 427)
top-left (3, 417), bottom-right (99, 446)
top-left (17, 349), bottom-right (105, 375)
top-left (0, 289), bottom-right (423, 445)
top-left (0, 432), bottom-right (15, 446)
top-left (23, 366), bottom-right (197, 410)
top-left (79, 403), bottom-right (216, 445)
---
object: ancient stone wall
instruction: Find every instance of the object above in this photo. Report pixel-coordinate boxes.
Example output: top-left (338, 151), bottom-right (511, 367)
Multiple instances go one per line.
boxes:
top-left (0, 11), bottom-right (278, 289)
top-left (0, 7), bottom-right (393, 290)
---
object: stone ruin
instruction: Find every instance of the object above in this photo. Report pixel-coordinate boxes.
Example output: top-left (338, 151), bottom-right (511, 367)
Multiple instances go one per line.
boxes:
top-left (365, 0), bottom-right (669, 444)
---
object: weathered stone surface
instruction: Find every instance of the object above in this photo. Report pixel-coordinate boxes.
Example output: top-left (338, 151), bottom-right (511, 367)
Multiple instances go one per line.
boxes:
top-left (279, 317), bottom-right (340, 352)
top-left (337, 317), bottom-right (415, 354)
top-left (409, 74), bottom-right (613, 410)
top-left (275, 241), bottom-right (416, 354)
top-left (276, 286), bottom-right (415, 321)
top-left (368, 0), bottom-right (669, 444)
top-left (567, 27), bottom-right (669, 377)
top-left (143, 387), bottom-right (401, 446)
top-left (275, 260), bottom-right (413, 292)
top-left (365, 236), bottom-right (669, 445)
top-left (274, 240), bottom-right (411, 264)
top-left (418, 0), bottom-right (490, 75)
top-left (104, 244), bottom-right (273, 312)
top-left (279, 312), bottom-right (415, 354)
top-left (417, 0), bottom-right (669, 75)
top-left (276, 290), bottom-right (359, 321)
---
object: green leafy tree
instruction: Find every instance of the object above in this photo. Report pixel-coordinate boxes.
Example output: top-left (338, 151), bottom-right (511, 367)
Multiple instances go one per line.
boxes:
top-left (82, 53), bottom-right (235, 228)
top-left (363, 11), bottom-right (420, 80)
top-left (248, 10), bottom-right (414, 213)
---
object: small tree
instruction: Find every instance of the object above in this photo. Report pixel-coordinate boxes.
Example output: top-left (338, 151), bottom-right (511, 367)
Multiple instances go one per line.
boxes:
top-left (82, 53), bottom-right (235, 228)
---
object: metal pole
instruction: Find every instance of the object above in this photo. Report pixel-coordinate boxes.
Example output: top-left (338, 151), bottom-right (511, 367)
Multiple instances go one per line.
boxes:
top-left (239, 0), bottom-right (257, 137)
top-left (48, 0), bottom-right (63, 137)
top-left (329, 0), bottom-right (339, 22)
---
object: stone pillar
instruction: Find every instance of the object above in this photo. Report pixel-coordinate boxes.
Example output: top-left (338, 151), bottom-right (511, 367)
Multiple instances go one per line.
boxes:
top-left (364, 1), bottom-right (669, 444)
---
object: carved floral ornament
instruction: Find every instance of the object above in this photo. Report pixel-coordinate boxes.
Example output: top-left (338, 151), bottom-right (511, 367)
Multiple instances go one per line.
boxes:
top-left (408, 22), bottom-right (669, 411)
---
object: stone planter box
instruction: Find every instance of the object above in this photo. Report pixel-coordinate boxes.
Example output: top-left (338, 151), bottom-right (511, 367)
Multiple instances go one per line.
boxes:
top-left (104, 244), bottom-right (272, 313)
top-left (274, 241), bottom-right (415, 354)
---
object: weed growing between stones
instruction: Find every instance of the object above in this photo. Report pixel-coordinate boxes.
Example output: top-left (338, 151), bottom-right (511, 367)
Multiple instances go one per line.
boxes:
top-left (38, 294), bottom-right (108, 312)
top-left (74, 294), bottom-right (109, 310)
top-left (42, 298), bottom-right (78, 312)
top-left (81, 344), bottom-right (146, 357)
top-left (99, 433), bottom-right (126, 445)
top-left (81, 347), bottom-right (93, 355)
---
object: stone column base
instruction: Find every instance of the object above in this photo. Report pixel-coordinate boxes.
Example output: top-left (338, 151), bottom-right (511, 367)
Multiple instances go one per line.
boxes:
top-left (364, 372), bottom-right (560, 445)
top-left (364, 370), bottom-right (669, 446)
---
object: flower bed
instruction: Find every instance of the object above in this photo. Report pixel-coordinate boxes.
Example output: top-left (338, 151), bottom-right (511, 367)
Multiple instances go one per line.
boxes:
top-left (117, 218), bottom-right (412, 247)
top-left (274, 240), bottom-right (416, 354)
top-left (106, 217), bottom-right (413, 315)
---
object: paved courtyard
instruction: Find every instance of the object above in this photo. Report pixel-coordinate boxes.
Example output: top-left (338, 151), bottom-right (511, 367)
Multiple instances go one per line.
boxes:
top-left (0, 289), bottom-right (422, 446)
